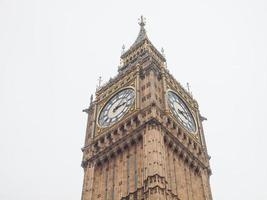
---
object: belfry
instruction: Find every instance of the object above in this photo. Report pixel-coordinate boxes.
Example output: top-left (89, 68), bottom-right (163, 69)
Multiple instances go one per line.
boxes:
top-left (81, 16), bottom-right (213, 200)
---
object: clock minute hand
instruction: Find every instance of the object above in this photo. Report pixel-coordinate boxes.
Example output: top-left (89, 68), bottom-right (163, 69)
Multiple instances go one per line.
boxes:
top-left (116, 91), bottom-right (130, 107)
top-left (178, 109), bottom-right (188, 120)
top-left (113, 102), bottom-right (126, 112)
top-left (113, 91), bottom-right (130, 112)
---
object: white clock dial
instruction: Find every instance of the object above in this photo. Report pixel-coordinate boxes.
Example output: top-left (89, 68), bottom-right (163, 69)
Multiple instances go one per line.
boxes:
top-left (167, 91), bottom-right (196, 133)
top-left (98, 88), bottom-right (135, 127)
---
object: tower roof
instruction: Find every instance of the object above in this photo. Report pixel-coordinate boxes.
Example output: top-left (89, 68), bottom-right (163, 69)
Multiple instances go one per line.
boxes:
top-left (121, 16), bottom-right (151, 59)
top-left (120, 16), bottom-right (166, 68)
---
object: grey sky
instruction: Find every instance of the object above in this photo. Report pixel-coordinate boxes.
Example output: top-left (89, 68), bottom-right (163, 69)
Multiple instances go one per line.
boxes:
top-left (0, 0), bottom-right (267, 199)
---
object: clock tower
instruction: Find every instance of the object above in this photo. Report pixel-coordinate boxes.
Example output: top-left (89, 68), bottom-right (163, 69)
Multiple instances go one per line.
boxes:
top-left (81, 17), bottom-right (213, 200)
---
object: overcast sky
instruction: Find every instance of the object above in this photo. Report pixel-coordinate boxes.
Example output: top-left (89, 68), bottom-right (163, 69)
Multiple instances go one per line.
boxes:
top-left (0, 0), bottom-right (267, 199)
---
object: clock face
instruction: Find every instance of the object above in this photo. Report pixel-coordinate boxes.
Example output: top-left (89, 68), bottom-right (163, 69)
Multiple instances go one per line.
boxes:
top-left (98, 88), bottom-right (135, 128)
top-left (167, 91), bottom-right (196, 133)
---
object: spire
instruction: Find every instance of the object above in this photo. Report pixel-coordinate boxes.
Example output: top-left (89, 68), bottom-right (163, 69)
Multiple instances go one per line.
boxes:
top-left (133, 15), bottom-right (148, 46)
top-left (120, 16), bottom-right (166, 66)
top-left (121, 15), bottom-right (150, 59)
top-left (120, 15), bottom-right (149, 60)
top-left (135, 16), bottom-right (147, 43)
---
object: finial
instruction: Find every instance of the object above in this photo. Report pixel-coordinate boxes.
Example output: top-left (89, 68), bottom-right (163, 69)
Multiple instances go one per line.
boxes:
top-left (161, 47), bottom-right (165, 57)
top-left (121, 44), bottom-right (125, 55)
top-left (138, 15), bottom-right (146, 27)
top-left (186, 82), bottom-right (193, 96)
top-left (97, 76), bottom-right (102, 88)
top-left (186, 82), bottom-right (191, 92)
top-left (161, 47), bottom-right (168, 68)
top-left (90, 94), bottom-right (93, 105)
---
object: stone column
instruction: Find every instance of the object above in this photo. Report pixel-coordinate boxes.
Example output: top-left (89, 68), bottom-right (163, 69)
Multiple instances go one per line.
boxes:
top-left (82, 162), bottom-right (95, 200)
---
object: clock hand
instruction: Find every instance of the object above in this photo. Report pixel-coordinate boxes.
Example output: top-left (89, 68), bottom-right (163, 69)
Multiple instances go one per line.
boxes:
top-left (116, 91), bottom-right (130, 108)
top-left (113, 101), bottom-right (126, 112)
top-left (113, 91), bottom-right (131, 112)
top-left (178, 109), bottom-right (189, 120)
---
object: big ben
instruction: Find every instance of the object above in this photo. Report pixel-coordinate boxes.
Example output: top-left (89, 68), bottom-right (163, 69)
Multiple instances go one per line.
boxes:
top-left (81, 16), bottom-right (213, 200)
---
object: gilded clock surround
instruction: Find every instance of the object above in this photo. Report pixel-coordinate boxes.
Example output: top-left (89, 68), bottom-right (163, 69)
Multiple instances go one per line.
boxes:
top-left (95, 81), bottom-right (138, 136)
top-left (81, 17), bottom-right (213, 200)
top-left (165, 83), bottom-right (201, 143)
top-left (97, 86), bottom-right (136, 129)
top-left (166, 89), bottom-right (198, 135)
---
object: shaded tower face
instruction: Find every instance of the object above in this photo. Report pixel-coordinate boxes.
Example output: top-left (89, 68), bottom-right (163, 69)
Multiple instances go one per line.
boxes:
top-left (81, 17), bottom-right (213, 200)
